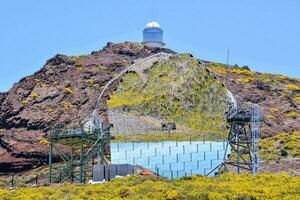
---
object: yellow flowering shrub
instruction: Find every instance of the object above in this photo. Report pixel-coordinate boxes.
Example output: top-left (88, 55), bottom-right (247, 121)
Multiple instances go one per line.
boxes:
top-left (87, 80), bottom-right (94, 86)
top-left (63, 102), bottom-right (73, 110)
top-left (0, 174), bottom-right (299, 199)
top-left (231, 68), bottom-right (254, 75)
top-left (269, 107), bottom-right (279, 113)
top-left (275, 75), bottom-right (289, 80)
top-left (64, 87), bottom-right (73, 94)
top-left (39, 139), bottom-right (49, 145)
top-left (236, 77), bottom-right (255, 83)
top-left (31, 93), bottom-right (39, 98)
top-left (47, 108), bottom-right (54, 113)
top-left (0, 129), bottom-right (4, 133)
top-left (285, 111), bottom-right (300, 118)
top-left (41, 83), bottom-right (47, 87)
top-left (266, 115), bottom-right (276, 120)
top-left (260, 131), bottom-right (300, 160)
top-left (293, 96), bottom-right (300, 102)
top-left (286, 84), bottom-right (300, 90)
top-left (209, 64), bottom-right (228, 75)
top-left (21, 100), bottom-right (29, 105)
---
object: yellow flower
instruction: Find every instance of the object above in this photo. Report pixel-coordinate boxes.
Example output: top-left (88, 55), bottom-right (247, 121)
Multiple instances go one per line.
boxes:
top-left (286, 84), bottom-right (300, 90)
top-left (231, 68), bottom-right (254, 75)
top-left (31, 93), bottom-right (39, 98)
top-left (236, 77), bottom-right (255, 83)
top-left (293, 96), bottom-right (300, 102)
top-left (275, 75), bottom-right (289, 80)
top-left (47, 108), bottom-right (55, 113)
top-left (285, 111), bottom-right (300, 118)
top-left (21, 100), bottom-right (29, 105)
top-left (87, 80), bottom-right (94, 86)
top-left (64, 87), bottom-right (73, 94)
top-left (63, 102), bottom-right (73, 110)
top-left (39, 139), bottom-right (49, 145)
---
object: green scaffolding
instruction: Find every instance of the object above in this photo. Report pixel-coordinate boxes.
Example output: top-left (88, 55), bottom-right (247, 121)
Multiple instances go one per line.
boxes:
top-left (48, 123), bottom-right (110, 184)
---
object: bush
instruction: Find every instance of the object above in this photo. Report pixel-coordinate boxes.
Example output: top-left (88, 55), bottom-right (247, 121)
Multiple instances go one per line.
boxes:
top-left (87, 80), bottom-right (94, 86)
top-left (280, 149), bottom-right (288, 156)
top-left (64, 88), bottom-right (73, 94)
top-left (31, 93), bottom-right (39, 98)
top-left (286, 84), bottom-right (300, 90)
top-left (231, 68), bottom-right (254, 75)
top-left (63, 102), bottom-right (73, 110)
top-left (236, 77), bottom-right (255, 83)
top-left (39, 139), bottom-right (49, 145)
top-left (260, 131), bottom-right (300, 160)
top-left (293, 96), bottom-right (300, 102)
top-left (47, 108), bottom-right (54, 113)
top-left (266, 115), bottom-right (276, 120)
top-left (285, 111), bottom-right (300, 118)
top-left (269, 108), bottom-right (279, 113)
top-left (275, 75), bottom-right (289, 80)
top-left (209, 64), bottom-right (228, 75)
top-left (21, 100), bottom-right (29, 105)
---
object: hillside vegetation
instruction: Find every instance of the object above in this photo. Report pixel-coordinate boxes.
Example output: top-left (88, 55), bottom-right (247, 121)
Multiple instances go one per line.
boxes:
top-left (0, 174), bottom-right (299, 200)
top-left (108, 54), bottom-right (228, 137)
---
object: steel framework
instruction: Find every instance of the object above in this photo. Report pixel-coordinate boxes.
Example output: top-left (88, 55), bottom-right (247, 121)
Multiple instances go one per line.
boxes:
top-left (48, 122), bottom-right (110, 184)
top-left (222, 104), bottom-right (261, 174)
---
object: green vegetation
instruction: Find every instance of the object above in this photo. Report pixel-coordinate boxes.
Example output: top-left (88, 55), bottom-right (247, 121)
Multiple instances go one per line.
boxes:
top-left (0, 174), bottom-right (299, 199)
top-left (260, 131), bottom-right (300, 160)
top-left (108, 54), bottom-right (228, 136)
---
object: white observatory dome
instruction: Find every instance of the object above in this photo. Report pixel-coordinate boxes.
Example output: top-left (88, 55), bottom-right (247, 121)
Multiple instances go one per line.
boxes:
top-left (145, 21), bottom-right (160, 28)
top-left (142, 21), bottom-right (165, 48)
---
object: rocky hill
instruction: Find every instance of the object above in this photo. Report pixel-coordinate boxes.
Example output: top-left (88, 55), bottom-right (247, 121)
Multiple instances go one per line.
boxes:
top-left (0, 42), bottom-right (299, 173)
top-left (0, 42), bottom-right (174, 172)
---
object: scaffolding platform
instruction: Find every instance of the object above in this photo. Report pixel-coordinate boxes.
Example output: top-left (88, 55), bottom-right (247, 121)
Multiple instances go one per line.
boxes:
top-left (48, 123), bottom-right (111, 184)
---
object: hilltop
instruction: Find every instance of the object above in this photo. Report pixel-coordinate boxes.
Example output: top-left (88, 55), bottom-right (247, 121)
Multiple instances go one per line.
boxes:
top-left (0, 42), bottom-right (299, 174)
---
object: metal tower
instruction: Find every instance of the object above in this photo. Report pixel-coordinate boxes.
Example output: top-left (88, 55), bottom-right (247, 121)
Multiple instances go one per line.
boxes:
top-left (221, 103), bottom-right (262, 174)
top-left (48, 122), bottom-right (110, 184)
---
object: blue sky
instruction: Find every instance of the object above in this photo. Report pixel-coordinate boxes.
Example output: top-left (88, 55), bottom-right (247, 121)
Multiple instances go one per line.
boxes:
top-left (0, 0), bottom-right (299, 92)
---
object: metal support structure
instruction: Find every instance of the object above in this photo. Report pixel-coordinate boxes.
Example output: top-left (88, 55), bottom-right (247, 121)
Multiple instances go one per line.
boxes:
top-left (219, 104), bottom-right (261, 174)
top-left (251, 104), bottom-right (260, 174)
top-left (48, 123), bottom-right (110, 184)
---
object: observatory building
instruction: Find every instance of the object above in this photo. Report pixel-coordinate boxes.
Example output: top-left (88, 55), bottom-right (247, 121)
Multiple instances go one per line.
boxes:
top-left (142, 21), bottom-right (165, 48)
